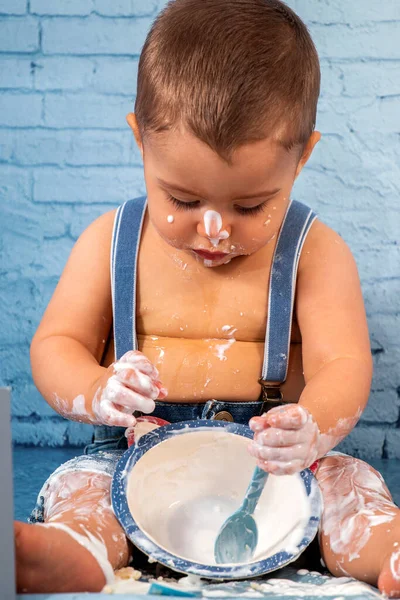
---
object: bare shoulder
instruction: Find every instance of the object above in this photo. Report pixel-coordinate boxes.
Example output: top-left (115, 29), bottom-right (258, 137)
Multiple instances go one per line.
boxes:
top-left (298, 218), bottom-right (358, 280)
top-left (73, 209), bottom-right (117, 257)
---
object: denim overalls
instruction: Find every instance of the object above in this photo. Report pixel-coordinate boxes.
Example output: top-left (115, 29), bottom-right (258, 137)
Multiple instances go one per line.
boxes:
top-left (30, 196), bottom-right (316, 523)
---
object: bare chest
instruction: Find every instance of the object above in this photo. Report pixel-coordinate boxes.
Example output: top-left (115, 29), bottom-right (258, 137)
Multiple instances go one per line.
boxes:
top-left (103, 224), bottom-right (304, 402)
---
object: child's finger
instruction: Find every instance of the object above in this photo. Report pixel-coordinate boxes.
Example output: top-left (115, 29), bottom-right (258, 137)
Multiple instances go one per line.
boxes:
top-left (120, 350), bottom-right (160, 378)
top-left (249, 415), bottom-right (270, 432)
top-left (112, 384), bottom-right (156, 414)
top-left (114, 367), bottom-right (160, 400)
top-left (156, 382), bottom-right (168, 399)
top-left (265, 404), bottom-right (308, 430)
top-left (255, 458), bottom-right (304, 476)
top-left (95, 398), bottom-right (136, 428)
top-left (249, 442), bottom-right (305, 463)
top-left (254, 427), bottom-right (306, 448)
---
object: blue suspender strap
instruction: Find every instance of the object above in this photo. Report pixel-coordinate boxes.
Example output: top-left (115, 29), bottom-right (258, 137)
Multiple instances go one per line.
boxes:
top-left (111, 197), bottom-right (147, 360)
top-left (260, 200), bottom-right (317, 400)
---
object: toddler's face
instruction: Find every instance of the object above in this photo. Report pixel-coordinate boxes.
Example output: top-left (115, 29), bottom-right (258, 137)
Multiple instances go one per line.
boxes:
top-left (132, 120), bottom-right (316, 268)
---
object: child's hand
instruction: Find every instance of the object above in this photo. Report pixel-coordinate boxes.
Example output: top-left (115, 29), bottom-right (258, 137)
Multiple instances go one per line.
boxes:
top-left (91, 351), bottom-right (167, 428)
top-left (248, 404), bottom-right (320, 475)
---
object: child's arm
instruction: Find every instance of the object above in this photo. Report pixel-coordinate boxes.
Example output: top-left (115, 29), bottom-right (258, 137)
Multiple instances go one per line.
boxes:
top-left (30, 210), bottom-right (165, 427)
top-left (249, 221), bottom-right (373, 475)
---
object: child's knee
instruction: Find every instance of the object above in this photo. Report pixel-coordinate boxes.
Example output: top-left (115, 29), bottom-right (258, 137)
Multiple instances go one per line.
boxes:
top-left (43, 470), bottom-right (112, 520)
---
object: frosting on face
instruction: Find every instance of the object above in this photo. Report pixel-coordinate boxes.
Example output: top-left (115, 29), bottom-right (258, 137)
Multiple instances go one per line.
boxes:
top-left (203, 210), bottom-right (230, 247)
top-left (127, 429), bottom-right (312, 566)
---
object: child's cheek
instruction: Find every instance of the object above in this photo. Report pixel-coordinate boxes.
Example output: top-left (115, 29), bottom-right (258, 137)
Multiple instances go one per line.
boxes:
top-left (151, 212), bottom-right (195, 250)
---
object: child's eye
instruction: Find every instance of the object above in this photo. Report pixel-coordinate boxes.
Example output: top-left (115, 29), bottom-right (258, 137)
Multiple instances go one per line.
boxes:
top-left (167, 193), bottom-right (267, 216)
top-left (167, 194), bottom-right (200, 211)
top-left (235, 202), bottom-right (267, 216)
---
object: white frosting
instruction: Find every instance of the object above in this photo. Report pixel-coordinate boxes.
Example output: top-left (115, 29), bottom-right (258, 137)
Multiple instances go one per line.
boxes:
top-left (127, 430), bottom-right (311, 566)
top-left (319, 453), bottom-right (396, 562)
top-left (390, 548), bottom-right (400, 581)
top-left (203, 210), bottom-right (230, 246)
top-left (44, 522), bottom-right (115, 585)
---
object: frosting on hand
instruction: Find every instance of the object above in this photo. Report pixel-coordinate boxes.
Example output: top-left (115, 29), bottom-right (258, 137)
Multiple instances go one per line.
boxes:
top-left (92, 350), bottom-right (167, 428)
top-left (248, 404), bottom-right (320, 475)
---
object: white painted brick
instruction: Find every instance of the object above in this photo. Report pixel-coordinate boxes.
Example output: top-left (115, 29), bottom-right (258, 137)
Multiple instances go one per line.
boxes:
top-left (44, 92), bottom-right (130, 128)
top-left (42, 15), bottom-right (152, 55)
top-left (0, 57), bottom-right (33, 88)
top-left (0, 16), bottom-right (39, 52)
top-left (33, 166), bottom-right (144, 203)
top-left (0, 92), bottom-right (42, 126)
top-left (0, 0), bottom-right (27, 15)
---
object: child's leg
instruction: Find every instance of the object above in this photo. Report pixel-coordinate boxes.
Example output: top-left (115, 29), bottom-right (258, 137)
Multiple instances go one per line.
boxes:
top-left (316, 454), bottom-right (400, 597)
top-left (15, 469), bottom-right (130, 593)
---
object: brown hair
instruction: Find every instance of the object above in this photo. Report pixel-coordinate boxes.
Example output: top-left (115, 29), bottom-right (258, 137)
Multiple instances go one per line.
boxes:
top-left (135, 0), bottom-right (320, 162)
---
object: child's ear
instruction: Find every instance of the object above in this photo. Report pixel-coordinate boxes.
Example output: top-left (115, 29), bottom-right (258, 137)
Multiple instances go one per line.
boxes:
top-left (295, 130), bottom-right (321, 178)
top-left (126, 113), bottom-right (144, 157)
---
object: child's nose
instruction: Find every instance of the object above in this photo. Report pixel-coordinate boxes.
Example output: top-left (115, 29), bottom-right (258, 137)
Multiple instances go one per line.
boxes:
top-left (197, 210), bottom-right (231, 246)
top-left (197, 219), bottom-right (231, 246)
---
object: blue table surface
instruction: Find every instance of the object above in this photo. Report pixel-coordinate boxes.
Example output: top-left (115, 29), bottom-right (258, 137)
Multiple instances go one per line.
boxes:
top-left (12, 448), bottom-right (400, 600)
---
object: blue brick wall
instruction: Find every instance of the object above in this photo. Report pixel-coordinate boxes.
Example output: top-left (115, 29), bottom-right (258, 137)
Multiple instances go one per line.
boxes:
top-left (0, 0), bottom-right (399, 456)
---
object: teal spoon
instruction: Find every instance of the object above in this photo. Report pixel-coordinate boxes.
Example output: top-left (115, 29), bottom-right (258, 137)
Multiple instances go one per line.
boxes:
top-left (214, 466), bottom-right (268, 564)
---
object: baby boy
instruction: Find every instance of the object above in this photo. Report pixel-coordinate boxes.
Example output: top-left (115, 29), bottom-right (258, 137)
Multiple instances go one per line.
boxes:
top-left (14, 0), bottom-right (400, 596)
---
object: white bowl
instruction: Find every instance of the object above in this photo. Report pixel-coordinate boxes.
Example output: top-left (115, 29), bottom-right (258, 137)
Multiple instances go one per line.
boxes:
top-left (112, 420), bottom-right (322, 580)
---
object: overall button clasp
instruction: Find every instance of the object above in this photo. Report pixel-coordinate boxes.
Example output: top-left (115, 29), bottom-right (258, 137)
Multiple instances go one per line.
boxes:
top-left (214, 411), bottom-right (234, 422)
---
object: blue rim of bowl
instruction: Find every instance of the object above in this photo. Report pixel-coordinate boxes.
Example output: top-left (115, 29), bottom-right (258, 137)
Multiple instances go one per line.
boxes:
top-left (111, 419), bottom-right (322, 580)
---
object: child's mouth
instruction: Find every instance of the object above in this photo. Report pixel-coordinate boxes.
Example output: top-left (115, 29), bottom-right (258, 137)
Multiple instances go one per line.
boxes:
top-left (193, 249), bottom-right (230, 261)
